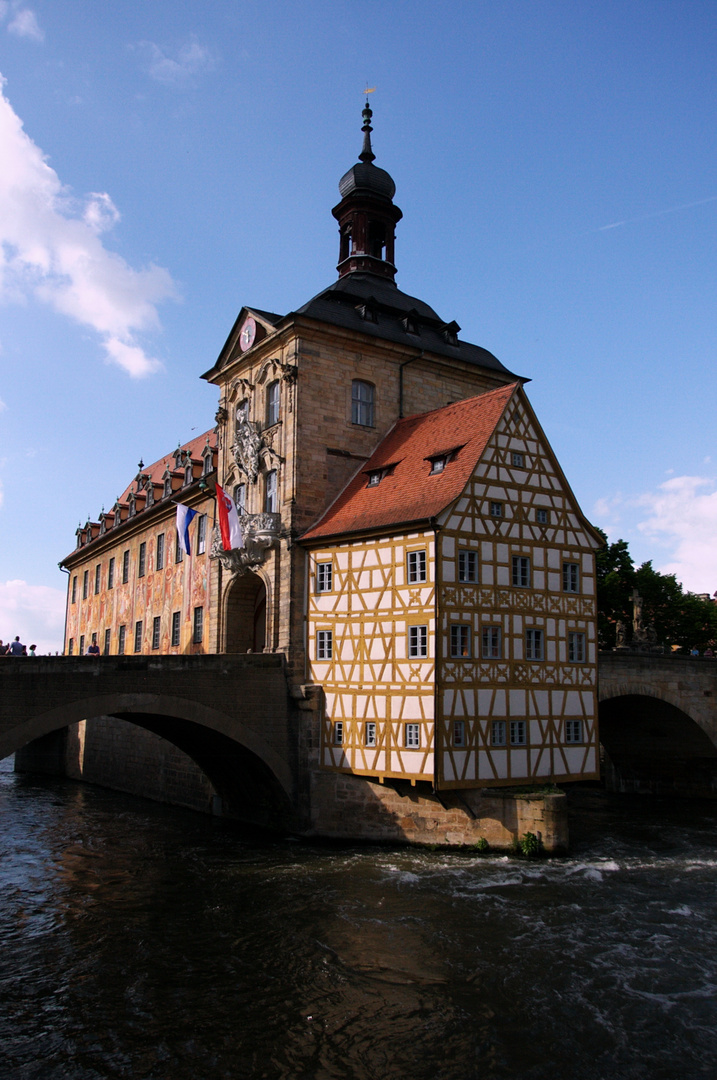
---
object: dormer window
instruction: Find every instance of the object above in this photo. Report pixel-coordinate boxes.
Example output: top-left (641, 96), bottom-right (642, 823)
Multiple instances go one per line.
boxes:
top-left (202, 444), bottom-right (213, 477)
top-left (163, 469), bottom-right (172, 499)
top-left (440, 320), bottom-right (460, 346)
top-left (401, 310), bottom-right (420, 335)
top-left (426, 446), bottom-right (462, 475)
top-left (128, 494), bottom-right (136, 518)
top-left (356, 301), bottom-right (378, 323)
top-left (183, 461), bottom-right (194, 487)
top-left (367, 471), bottom-right (382, 487)
top-left (145, 480), bottom-right (154, 508)
top-left (113, 505), bottom-right (122, 529)
top-left (173, 448), bottom-right (183, 470)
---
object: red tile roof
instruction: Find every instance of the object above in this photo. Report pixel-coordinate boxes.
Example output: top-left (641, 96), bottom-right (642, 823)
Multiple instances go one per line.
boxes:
top-left (117, 430), bottom-right (216, 502)
top-left (301, 384), bottom-right (518, 542)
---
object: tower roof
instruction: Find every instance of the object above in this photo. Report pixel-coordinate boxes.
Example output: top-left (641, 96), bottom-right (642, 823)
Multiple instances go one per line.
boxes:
top-left (337, 98), bottom-right (397, 201)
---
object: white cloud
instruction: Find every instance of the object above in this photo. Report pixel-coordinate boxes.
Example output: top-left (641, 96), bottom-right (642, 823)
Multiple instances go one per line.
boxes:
top-left (135, 36), bottom-right (217, 86)
top-left (0, 579), bottom-right (67, 655)
top-left (0, 76), bottom-right (177, 377)
top-left (8, 7), bottom-right (43, 41)
top-left (637, 475), bottom-right (717, 594)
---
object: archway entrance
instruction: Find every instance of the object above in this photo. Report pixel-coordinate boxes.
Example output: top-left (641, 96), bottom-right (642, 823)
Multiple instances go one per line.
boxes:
top-left (599, 694), bottom-right (717, 797)
top-left (224, 573), bottom-right (267, 653)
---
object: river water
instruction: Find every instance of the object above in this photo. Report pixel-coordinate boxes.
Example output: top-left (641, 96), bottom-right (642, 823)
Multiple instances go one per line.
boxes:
top-left (1, 756), bottom-right (717, 1080)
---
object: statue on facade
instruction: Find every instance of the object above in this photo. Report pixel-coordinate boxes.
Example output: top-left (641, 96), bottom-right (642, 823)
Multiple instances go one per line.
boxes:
top-left (231, 419), bottom-right (262, 484)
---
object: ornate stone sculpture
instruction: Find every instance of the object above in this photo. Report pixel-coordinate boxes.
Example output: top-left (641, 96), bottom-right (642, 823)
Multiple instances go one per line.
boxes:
top-left (231, 419), bottom-right (262, 484)
top-left (209, 513), bottom-right (281, 576)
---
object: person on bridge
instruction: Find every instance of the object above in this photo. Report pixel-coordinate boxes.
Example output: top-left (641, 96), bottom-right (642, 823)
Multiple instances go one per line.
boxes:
top-left (87, 636), bottom-right (100, 657)
top-left (8, 636), bottom-right (25, 656)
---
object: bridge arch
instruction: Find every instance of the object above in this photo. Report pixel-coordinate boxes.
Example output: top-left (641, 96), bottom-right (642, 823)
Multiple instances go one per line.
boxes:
top-left (598, 691), bottom-right (717, 797)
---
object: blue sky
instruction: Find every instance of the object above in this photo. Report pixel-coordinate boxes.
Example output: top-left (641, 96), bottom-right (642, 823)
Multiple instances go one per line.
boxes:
top-left (1, 1), bottom-right (716, 651)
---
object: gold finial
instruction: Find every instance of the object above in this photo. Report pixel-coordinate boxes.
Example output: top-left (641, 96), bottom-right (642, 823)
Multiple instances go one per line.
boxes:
top-left (364, 85), bottom-right (376, 97)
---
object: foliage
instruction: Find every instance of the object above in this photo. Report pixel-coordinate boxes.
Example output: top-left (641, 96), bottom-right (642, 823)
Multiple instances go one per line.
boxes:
top-left (473, 837), bottom-right (490, 853)
top-left (518, 832), bottom-right (544, 858)
top-left (595, 529), bottom-right (717, 652)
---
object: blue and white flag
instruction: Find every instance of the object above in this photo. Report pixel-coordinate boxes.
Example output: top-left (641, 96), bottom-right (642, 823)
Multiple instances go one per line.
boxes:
top-left (176, 504), bottom-right (198, 556)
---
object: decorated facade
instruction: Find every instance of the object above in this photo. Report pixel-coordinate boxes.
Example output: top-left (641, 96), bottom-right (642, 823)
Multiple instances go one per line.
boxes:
top-left (61, 99), bottom-right (601, 790)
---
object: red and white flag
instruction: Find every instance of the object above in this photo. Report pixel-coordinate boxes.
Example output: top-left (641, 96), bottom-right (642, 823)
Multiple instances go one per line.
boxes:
top-left (216, 484), bottom-right (243, 551)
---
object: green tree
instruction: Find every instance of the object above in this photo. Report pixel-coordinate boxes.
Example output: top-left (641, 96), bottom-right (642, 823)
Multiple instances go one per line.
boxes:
top-left (595, 530), bottom-right (717, 652)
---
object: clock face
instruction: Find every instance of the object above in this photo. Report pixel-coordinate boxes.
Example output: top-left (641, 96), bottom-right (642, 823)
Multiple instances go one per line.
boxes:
top-left (239, 317), bottom-right (256, 352)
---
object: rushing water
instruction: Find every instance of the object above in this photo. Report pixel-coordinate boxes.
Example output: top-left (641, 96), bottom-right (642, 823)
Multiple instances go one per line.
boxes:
top-left (1, 757), bottom-right (717, 1080)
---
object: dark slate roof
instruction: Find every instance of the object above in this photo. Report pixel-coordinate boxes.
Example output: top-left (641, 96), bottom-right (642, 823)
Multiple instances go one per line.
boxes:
top-left (338, 161), bottom-right (396, 201)
top-left (293, 272), bottom-right (521, 378)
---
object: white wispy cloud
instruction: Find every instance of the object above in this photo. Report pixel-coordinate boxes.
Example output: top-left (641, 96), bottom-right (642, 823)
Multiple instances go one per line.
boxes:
top-left (134, 35), bottom-right (217, 86)
top-left (0, 76), bottom-right (178, 377)
top-left (7, 6), bottom-right (43, 41)
top-left (636, 475), bottom-right (717, 594)
top-left (0, 579), bottom-right (67, 655)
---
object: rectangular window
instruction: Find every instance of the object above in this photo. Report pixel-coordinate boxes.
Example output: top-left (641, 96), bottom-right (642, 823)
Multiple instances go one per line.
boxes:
top-left (103, 628), bottom-right (110, 656)
top-left (82, 570), bottom-right (88, 600)
top-left (458, 549), bottom-right (478, 582)
top-left (429, 456), bottom-right (446, 475)
top-left (265, 470), bottom-right (278, 513)
top-left (334, 721), bottom-right (343, 746)
top-left (138, 542), bottom-right (146, 578)
top-left (405, 723), bottom-right (420, 749)
top-left (266, 380), bottom-right (280, 426)
top-left (71, 576), bottom-right (77, 604)
top-left (453, 720), bottom-right (466, 747)
top-left (316, 562), bottom-right (333, 593)
top-left (79, 634), bottom-right (85, 656)
top-left (156, 533), bottom-right (165, 571)
top-left (492, 720), bottom-right (506, 746)
top-left (118, 625), bottom-right (126, 655)
top-left (134, 620), bottom-right (142, 653)
top-left (566, 719), bottom-right (584, 744)
top-left (108, 557), bottom-right (115, 590)
top-left (367, 470), bottom-right (382, 487)
top-left (352, 380), bottom-right (374, 427)
top-left (176, 532), bottom-right (183, 563)
top-left (94, 564), bottom-right (101, 595)
top-left (234, 484), bottom-right (246, 515)
top-left (193, 607), bottom-right (203, 644)
top-left (317, 630), bottom-right (333, 660)
top-left (171, 611), bottom-right (181, 647)
top-left (526, 628), bottom-right (544, 660)
top-left (563, 562), bottom-right (580, 593)
top-left (512, 451), bottom-right (525, 467)
top-left (568, 631), bottom-right (586, 663)
top-left (489, 501), bottom-right (503, 518)
top-left (512, 555), bottom-right (531, 588)
top-left (482, 626), bottom-right (502, 659)
top-left (408, 624), bottom-right (428, 658)
top-left (196, 515), bottom-right (207, 556)
top-left (510, 720), bottom-right (527, 746)
top-left (536, 508), bottom-right (549, 524)
top-left (152, 616), bottom-right (161, 650)
top-left (450, 624), bottom-right (471, 658)
top-left (122, 550), bottom-right (130, 583)
top-left (407, 550), bottom-right (427, 583)
top-left (365, 722), bottom-right (376, 747)
top-left (68, 638), bottom-right (74, 656)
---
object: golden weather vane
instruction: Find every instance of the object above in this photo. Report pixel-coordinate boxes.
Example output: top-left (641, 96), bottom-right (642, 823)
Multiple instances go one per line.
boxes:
top-left (363, 85), bottom-right (376, 96)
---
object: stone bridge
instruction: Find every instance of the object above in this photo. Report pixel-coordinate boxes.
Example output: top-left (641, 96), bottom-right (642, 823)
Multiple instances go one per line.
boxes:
top-left (0, 654), bottom-right (312, 829)
top-left (598, 652), bottom-right (717, 796)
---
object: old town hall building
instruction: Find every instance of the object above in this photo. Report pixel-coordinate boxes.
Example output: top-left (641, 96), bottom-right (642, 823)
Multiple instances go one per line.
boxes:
top-left (61, 102), bottom-right (602, 797)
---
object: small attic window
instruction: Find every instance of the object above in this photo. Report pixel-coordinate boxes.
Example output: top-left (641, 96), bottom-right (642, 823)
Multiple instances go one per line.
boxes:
top-left (401, 311), bottom-right (420, 336)
top-left (440, 320), bottom-right (460, 347)
top-left (426, 445), bottom-right (463, 475)
top-left (364, 461), bottom-right (398, 488)
top-left (356, 301), bottom-right (378, 323)
top-left (184, 462), bottom-right (194, 487)
top-left (163, 470), bottom-right (172, 498)
top-left (145, 480), bottom-right (154, 507)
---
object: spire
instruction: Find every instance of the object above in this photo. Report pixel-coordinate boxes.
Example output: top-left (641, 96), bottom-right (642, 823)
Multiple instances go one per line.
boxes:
top-left (332, 99), bottom-right (403, 283)
top-left (359, 98), bottom-right (375, 164)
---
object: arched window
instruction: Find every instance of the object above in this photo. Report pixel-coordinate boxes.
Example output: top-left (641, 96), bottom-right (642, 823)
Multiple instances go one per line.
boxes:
top-left (234, 483), bottom-right (246, 515)
top-left (236, 400), bottom-right (249, 427)
top-left (352, 380), bottom-right (374, 427)
top-left (266, 381), bottom-right (280, 427)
